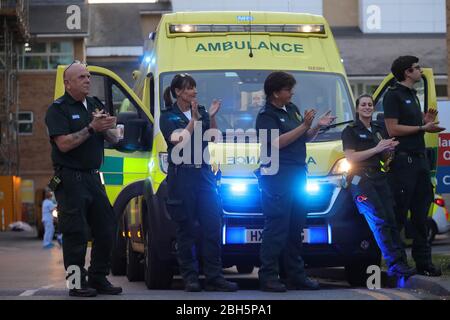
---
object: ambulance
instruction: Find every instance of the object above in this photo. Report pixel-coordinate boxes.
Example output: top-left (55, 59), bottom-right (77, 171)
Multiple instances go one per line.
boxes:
top-left (54, 11), bottom-right (440, 288)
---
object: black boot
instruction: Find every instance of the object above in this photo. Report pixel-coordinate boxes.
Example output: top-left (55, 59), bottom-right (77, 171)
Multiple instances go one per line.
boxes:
top-left (184, 278), bottom-right (202, 292)
top-left (260, 279), bottom-right (287, 292)
top-left (205, 278), bottom-right (238, 292)
top-left (387, 262), bottom-right (416, 278)
top-left (287, 277), bottom-right (320, 290)
top-left (416, 263), bottom-right (442, 277)
top-left (88, 277), bottom-right (122, 295)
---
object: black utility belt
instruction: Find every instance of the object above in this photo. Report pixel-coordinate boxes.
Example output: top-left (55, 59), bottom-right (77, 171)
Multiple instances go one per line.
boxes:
top-left (55, 166), bottom-right (99, 174)
top-left (354, 167), bottom-right (382, 174)
top-left (395, 151), bottom-right (426, 158)
top-left (168, 163), bottom-right (210, 169)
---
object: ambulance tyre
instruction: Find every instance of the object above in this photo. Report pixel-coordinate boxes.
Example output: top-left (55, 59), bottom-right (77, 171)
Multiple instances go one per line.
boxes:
top-left (236, 264), bottom-right (254, 274)
top-left (111, 228), bottom-right (126, 276)
top-left (126, 238), bottom-right (144, 281)
top-left (345, 257), bottom-right (381, 287)
top-left (144, 228), bottom-right (173, 289)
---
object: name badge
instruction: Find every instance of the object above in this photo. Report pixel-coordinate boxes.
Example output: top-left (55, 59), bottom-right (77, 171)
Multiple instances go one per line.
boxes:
top-left (72, 114), bottom-right (80, 119)
top-left (359, 134), bottom-right (367, 138)
top-left (280, 118), bottom-right (286, 122)
top-left (405, 100), bottom-right (412, 104)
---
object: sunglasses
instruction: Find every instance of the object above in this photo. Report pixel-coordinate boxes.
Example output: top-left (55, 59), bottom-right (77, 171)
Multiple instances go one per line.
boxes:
top-left (63, 60), bottom-right (88, 77)
top-left (176, 73), bottom-right (191, 78)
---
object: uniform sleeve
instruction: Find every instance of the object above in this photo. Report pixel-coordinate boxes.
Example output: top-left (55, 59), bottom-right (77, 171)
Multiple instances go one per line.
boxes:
top-left (45, 104), bottom-right (71, 138)
top-left (159, 112), bottom-right (178, 145)
top-left (341, 126), bottom-right (357, 151)
top-left (256, 113), bottom-right (279, 143)
top-left (383, 90), bottom-right (400, 119)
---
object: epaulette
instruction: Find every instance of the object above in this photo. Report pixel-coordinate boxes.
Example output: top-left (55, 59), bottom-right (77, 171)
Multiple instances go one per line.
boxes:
top-left (258, 106), bottom-right (269, 115)
top-left (53, 97), bottom-right (64, 104)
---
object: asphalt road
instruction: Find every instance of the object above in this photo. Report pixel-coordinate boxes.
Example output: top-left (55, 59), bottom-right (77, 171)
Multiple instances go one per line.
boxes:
top-left (0, 230), bottom-right (448, 301)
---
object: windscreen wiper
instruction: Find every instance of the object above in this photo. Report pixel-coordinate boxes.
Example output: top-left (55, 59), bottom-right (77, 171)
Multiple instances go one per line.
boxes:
top-left (318, 120), bottom-right (354, 134)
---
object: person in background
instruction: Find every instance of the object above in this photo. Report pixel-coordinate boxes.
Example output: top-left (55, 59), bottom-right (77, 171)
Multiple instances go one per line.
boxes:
top-left (42, 189), bottom-right (57, 249)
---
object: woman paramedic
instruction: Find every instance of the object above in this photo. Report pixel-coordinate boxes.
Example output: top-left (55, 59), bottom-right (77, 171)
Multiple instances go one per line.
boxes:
top-left (341, 94), bottom-right (416, 278)
top-left (159, 73), bottom-right (238, 292)
top-left (255, 71), bottom-right (336, 292)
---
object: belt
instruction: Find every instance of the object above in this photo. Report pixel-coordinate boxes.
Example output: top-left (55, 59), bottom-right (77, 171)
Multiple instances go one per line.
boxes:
top-left (56, 166), bottom-right (99, 174)
top-left (396, 151), bottom-right (426, 158)
top-left (168, 163), bottom-right (209, 169)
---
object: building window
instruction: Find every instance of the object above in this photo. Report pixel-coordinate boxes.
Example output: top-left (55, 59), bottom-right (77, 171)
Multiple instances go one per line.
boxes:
top-left (436, 84), bottom-right (448, 99)
top-left (17, 112), bottom-right (33, 135)
top-left (19, 40), bottom-right (73, 70)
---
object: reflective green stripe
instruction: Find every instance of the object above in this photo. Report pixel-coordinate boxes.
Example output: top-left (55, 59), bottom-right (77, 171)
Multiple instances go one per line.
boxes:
top-left (103, 173), bottom-right (123, 185)
top-left (101, 156), bottom-right (123, 173)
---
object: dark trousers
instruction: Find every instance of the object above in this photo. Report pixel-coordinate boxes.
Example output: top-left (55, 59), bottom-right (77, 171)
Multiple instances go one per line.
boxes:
top-left (257, 165), bottom-right (306, 284)
top-left (54, 168), bottom-right (115, 281)
top-left (387, 153), bottom-right (434, 266)
top-left (349, 172), bottom-right (406, 268)
top-left (165, 165), bottom-right (222, 283)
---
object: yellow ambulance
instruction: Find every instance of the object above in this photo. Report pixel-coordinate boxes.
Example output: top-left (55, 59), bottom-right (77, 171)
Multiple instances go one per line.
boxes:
top-left (53, 11), bottom-right (440, 288)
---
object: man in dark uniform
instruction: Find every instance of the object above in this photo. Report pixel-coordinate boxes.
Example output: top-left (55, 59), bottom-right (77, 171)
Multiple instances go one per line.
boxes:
top-left (383, 55), bottom-right (445, 277)
top-left (45, 61), bottom-right (123, 296)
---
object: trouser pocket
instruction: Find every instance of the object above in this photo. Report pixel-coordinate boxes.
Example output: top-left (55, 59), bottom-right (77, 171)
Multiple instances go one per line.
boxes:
top-left (165, 198), bottom-right (187, 222)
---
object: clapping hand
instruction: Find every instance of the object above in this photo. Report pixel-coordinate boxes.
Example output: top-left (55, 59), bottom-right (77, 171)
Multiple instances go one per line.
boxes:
top-left (317, 110), bottom-right (337, 128)
top-left (209, 99), bottom-right (222, 118)
top-left (191, 99), bottom-right (201, 120)
top-left (423, 109), bottom-right (438, 124)
top-left (303, 109), bottom-right (316, 129)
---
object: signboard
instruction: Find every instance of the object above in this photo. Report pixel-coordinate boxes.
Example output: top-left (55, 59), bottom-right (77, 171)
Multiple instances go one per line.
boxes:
top-left (436, 133), bottom-right (450, 193)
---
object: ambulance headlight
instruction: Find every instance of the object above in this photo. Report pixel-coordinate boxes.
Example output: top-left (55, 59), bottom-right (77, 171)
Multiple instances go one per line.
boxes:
top-left (306, 181), bottom-right (320, 194)
top-left (330, 158), bottom-right (351, 175)
top-left (230, 183), bottom-right (248, 195)
top-left (159, 152), bottom-right (169, 174)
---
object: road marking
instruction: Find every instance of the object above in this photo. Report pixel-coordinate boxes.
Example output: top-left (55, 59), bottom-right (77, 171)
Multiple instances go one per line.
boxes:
top-left (352, 289), bottom-right (392, 300)
top-left (19, 284), bottom-right (54, 297)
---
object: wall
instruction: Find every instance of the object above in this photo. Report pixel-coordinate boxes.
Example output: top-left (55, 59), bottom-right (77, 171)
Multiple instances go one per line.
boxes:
top-left (323, 0), bottom-right (358, 27)
top-left (17, 71), bottom-right (56, 195)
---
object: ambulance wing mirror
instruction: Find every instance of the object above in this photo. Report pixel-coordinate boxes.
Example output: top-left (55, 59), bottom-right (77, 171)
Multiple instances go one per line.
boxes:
top-left (113, 112), bottom-right (153, 152)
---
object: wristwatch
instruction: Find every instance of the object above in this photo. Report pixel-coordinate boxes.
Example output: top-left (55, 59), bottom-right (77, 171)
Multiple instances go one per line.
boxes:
top-left (87, 125), bottom-right (95, 135)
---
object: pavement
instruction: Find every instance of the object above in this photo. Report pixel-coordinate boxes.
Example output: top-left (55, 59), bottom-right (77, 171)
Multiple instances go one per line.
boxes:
top-left (0, 228), bottom-right (449, 299)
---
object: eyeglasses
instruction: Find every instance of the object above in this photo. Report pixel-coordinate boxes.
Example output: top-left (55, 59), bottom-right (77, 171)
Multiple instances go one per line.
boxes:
top-left (176, 73), bottom-right (191, 78)
top-left (63, 60), bottom-right (88, 77)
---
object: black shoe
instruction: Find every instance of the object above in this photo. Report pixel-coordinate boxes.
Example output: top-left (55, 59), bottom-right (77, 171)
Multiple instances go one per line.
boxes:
top-left (184, 280), bottom-right (202, 292)
top-left (69, 287), bottom-right (97, 297)
top-left (417, 264), bottom-right (442, 277)
top-left (260, 280), bottom-right (287, 292)
top-left (88, 277), bottom-right (122, 295)
top-left (205, 278), bottom-right (238, 292)
top-left (387, 262), bottom-right (417, 278)
top-left (287, 277), bottom-right (320, 290)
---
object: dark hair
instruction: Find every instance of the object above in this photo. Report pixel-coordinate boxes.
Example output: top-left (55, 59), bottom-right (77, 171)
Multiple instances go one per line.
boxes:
top-left (263, 71), bottom-right (296, 99)
top-left (354, 94), bottom-right (374, 120)
top-left (163, 73), bottom-right (197, 106)
top-left (391, 55), bottom-right (419, 82)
